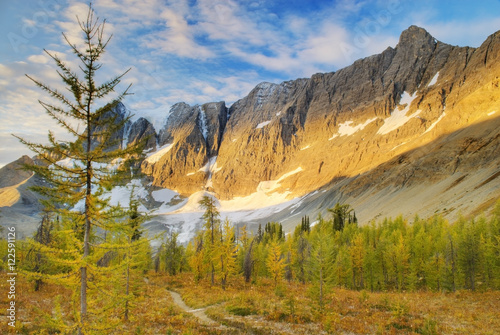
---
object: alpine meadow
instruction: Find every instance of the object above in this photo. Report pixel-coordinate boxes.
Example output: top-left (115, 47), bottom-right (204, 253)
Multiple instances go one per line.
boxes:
top-left (1, 1), bottom-right (500, 334)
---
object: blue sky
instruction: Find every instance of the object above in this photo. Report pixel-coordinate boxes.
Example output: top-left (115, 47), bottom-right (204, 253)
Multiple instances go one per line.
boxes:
top-left (1, 0), bottom-right (500, 166)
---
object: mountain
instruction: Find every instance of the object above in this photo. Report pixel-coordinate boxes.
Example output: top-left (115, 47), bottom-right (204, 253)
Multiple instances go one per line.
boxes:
top-left (2, 26), bottom-right (500, 240)
top-left (0, 156), bottom-right (46, 237)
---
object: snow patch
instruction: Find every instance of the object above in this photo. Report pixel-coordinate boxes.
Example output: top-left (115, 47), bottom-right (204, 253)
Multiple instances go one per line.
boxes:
top-left (391, 141), bottom-right (408, 151)
top-left (256, 120), bottom-right (271, 129)
top-left (98, 179), bottom-right (149, 212)
top-left (198, 106), bottom-right (208, 140)
top-left (197, 156), bottom-right (220, 174)
top-left (428, 72), bottom-right (439, 87)
top-left (377, 92), bottom-right (420, 135)
top-left (175, 167), bottom-right (304, 214)
top-left (174, 191), bottom-right (210, 213)
top-left (300, 145), bottom-right (311, 151)
top-left (145, 143), bottom-right (174, 164)
top-left (329, 118), bottom-right (377, 140)
top-left (488, 111), bottom-right (497, 116)
top-left (223, 167), bottom-right (303, 211)
top-left (423, 112), bottom-right (446, 134)
top-left (152, 188), bottom-right (178, 203)
top-left (202, 156), bottom-right (221, 189)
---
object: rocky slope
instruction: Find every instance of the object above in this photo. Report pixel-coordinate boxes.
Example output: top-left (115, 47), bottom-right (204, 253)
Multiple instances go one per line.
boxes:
top-left (140, 26), bottom-right (500, 215)
top-left (0, 156), bottom-right (45, 237)
top-left (2, 25), bottom-right (500, 238)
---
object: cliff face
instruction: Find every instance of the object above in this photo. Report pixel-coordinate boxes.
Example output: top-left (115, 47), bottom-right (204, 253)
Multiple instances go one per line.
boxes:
top-left (142, 101), bottom-right (228, 194)
top-left (135, 26), bottom-right (500, 220)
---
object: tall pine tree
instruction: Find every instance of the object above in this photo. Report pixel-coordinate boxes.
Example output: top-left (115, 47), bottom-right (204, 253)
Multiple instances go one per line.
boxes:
top-left (16, 4), bottom-right (141, 333)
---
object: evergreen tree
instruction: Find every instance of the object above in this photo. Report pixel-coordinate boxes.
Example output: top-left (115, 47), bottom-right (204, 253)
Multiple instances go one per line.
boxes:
top-left (266, 239), bottom-right (285, 286)
top-left (457, 217), bottom-right (481, 290)
top-left (218, 218), bottom-right (238, 289)
top-left (309, 221), bottom-right (333, 307)
top-left (188, 233), bottom-right (206, 282)
top-left (24, 212), bottom-right (56, 291)
top-left (292, 225), bottom-right (311, 284)
top-left (163, 231), bottom-right (183, 276)
top-left (121, 195), bottom-right (150, 322)
top-left (328, 203), bottom-right (356, 231)
top-left (15, 5), bottom-right (141, 333)
top-left (243, 239), bottom-right (255, 283)
top-left (349, 232), bottom-right (365, 290)
top-left (199, 195), bottom-right (221, 285)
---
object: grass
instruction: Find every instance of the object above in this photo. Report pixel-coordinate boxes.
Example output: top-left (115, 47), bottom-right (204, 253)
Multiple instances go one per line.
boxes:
top-left (1, 271), bottom-right (499, 334)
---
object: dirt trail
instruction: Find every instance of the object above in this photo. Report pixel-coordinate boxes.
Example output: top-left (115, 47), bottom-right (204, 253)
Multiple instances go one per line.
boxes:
top-left (168, 290), bottom-right (218, 325)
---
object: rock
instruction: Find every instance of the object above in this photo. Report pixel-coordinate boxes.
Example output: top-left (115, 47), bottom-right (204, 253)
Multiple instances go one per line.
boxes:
top-left (90, 102), bottom-right (131, 151)
top-left (141, 26), bottom-right (500, 209)
top-left (127, 117), bottom-right (157, 151)
top-left (0, 155), bottom-right (34, 188)
top-left (143, 101), bottom-right (228, 195)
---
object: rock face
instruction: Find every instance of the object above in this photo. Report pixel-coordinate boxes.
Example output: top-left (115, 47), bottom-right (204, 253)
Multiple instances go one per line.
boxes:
top-left (3, 25), bottom-right (500, 232)
top-left (137, 25), bottom-right (500, 220)
top-left (143, 102), bottom-right (228, 194)
top-left (91, 102), bottom-right (131, 151)
top-left (0, 155), bottom-right (34, 188)
top-left (128, 117), bottom-right (157, 151)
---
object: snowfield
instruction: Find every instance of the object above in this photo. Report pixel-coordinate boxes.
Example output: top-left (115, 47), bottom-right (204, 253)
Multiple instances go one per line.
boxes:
top-left (377, 92), bottom-right (421, 135)
top-left (256, 120), bottom-right (272, 129)
top-left (329, 117), bottom-right (377, 140)
top-left (145, 143), bottom-right (174, 164)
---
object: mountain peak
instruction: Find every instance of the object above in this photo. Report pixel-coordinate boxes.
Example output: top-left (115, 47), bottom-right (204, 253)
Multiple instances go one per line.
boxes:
top-left (398, 25), bottom-right (435, 47)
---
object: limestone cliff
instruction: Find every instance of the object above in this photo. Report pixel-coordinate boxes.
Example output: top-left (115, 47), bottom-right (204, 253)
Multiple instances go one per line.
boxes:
top-left (138, 26), bottom-right (500, 221)
top-left (143, 101), bottom-right (228, 194)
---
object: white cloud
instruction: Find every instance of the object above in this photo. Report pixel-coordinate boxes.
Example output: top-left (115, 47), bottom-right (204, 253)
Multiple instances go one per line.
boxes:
top-left (421, 17), bottom-right (500, 47)
top-left (196, 0), bottom-right (268, 46)
top-left (27, 54), bottom-right (50, 64)
top-left (141, 7), bottom-right (214, 60)
top-left (298, 23), bottom-right (351, 66)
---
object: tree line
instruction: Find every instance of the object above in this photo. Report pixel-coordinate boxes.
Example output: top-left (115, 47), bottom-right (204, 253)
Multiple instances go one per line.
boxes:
top-left (153, 196), bottom-right (500, 303)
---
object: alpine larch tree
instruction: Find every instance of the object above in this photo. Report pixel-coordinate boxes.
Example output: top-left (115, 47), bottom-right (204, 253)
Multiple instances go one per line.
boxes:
top-left (16, 4), bottom-right (142, 333)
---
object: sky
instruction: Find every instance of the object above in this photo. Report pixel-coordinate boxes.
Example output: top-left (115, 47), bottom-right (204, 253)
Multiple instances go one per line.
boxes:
top-left (1, 0), bottom-right (500, 167)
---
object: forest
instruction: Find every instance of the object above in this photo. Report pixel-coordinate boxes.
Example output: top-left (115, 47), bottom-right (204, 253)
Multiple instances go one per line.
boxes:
top-left (0, 200), bottom-right (499, 334)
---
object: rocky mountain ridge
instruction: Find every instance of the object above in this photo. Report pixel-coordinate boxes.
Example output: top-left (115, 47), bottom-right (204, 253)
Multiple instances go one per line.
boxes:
top-left (136, 26), bottom-right (500, 204)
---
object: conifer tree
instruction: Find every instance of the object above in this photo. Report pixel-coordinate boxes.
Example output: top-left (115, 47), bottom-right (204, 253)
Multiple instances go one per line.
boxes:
top-left (218, 218), bottom-right (238, 289)
top-left (199, 195), bottom-right (221, 285)
top-left (457, 218), bottom-right (481, 290)
top-left (242, 239), bottom-right (255, 283)
top-left (309, 221), bottom-right (333, 307)
top-left (24, 212), bottom-right (57, 291)
top-left (328, 203), bottom-right (356, 231)
top-left (188, 233), bottom-right (206, 282)
top-left (267, 239), bottom-right (285, 286)
top-left (15, 4), bottom-right (140, 333)
top-left (292, 216), bottom-right (312, 284)
top-left (349, 232), bottom-right (365, 290)
top-left (121, 195), bottom-right (150, 322)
